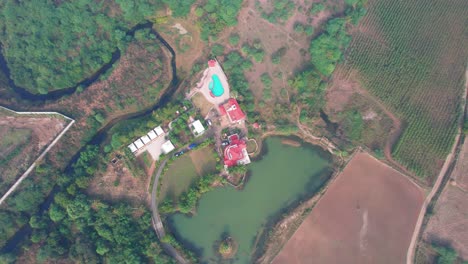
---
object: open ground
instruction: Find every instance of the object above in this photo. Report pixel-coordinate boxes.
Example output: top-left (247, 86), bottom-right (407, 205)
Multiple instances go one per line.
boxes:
top-left (272, 151), bottom-right (424, 264)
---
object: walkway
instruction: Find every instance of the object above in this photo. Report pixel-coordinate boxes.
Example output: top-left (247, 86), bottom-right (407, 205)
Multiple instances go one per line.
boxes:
top-left (150, 158), bottom-right (188, 264)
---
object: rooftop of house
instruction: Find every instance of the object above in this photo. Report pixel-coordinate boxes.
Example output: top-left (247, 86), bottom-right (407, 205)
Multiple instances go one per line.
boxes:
top-left (223, 134), bottom-right (251, 167)
top-left (219, 98), bottom-right (246, 123)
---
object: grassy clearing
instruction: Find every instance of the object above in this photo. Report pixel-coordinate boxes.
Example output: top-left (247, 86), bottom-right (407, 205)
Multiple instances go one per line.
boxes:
top-left (191, 93), bottom-right (213, 117)
top-left (159, 145), bottom-right (217, 200)
top-left (342, 0), bottom-right (468, 179)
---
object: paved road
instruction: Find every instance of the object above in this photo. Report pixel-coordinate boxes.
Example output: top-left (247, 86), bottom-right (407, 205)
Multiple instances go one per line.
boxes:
top-left (150, 158), bottom-right (188, 264)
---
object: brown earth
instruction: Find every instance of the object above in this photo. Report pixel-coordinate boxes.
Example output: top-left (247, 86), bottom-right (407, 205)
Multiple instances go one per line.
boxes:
top-left (422, 138), bottom-right (468, 260)
top-left (272, 151), bottom-right (424, 264)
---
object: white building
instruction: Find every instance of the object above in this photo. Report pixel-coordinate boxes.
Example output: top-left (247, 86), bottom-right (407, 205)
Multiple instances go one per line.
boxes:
top-left (154, 126), bottom-right (164, 136)
top-left (190, 120), bottom-right (205, 137)
top-left (147, 130), bottom-right (157, 140)
top-left (134, 139), bottom-right (145, 149)
top-left (128, 143), bottom-right (138, 153)
top-left (161, 140), bottom-right (175, 154)
top-left (140, 135), bottom-right (151, 145)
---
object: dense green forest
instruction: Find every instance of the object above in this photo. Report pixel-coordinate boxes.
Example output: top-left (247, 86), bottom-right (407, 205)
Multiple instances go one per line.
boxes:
top-left (0, 0), bottom-right (162, 94)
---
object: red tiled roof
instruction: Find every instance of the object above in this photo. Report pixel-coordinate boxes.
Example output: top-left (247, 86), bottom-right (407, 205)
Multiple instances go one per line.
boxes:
top-left (221, 98), bottom-right (246, 123)
top-left (223, 136), bottom-right (247, 167)
top-left (208, 59), bottom-right (216, 67)
top-left (219, 105), bottom-right (227, 115)
top-left (252, 122), bottom-right (260, 129)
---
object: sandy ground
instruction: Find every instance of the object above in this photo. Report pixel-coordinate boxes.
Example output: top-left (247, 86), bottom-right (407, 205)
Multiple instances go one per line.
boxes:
top-left (422, 139), bottom-right (468, 260)
top-left (272, 151), bottom-right (424, 264)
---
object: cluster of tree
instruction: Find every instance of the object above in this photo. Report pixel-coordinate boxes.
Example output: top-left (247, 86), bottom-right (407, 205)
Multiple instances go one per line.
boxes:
top-left (309, 1), bottom-right (367, 77)
top-left (221, 52), bottom-right (257, 120)
top-left (339, 110), bottom-right (364, 143)
top-left (257, 0), bottom-right (295, 24)
top-left (0, 0), bottom-right (161, 94)
top-left (271, 47), bottom-right (287, 64)
top-left (290, 1), bottom-right (367, 123)
top-left (159, 174), bottom-right (222, 214)
top-left (432, 244), bottom-right (459, 264)
top-left (193, 0), bottom-right (243, 41)
top-left (168, 109), bottom-right (200, 147)
top-left (261, 73), bottom-right (273, 101)
top-left (162, 0), bottom-right (196, 17)
top-left (241, 41), bottom-right (265, 63)
top-left (9, 145), bottom-right (174, 263)
top-left (293, 22), bottom-right (314, 36)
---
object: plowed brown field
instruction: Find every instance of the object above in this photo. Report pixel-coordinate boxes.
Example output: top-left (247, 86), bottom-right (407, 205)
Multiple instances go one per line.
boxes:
top-left (272, 151), bottom-right (424, 264)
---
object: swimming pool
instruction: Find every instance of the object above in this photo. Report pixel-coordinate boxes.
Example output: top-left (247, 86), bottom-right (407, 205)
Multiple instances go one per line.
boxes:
top-left (209, 74), bottom-right (224, 97)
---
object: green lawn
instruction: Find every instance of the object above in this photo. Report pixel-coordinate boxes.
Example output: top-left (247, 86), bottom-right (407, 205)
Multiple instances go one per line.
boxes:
top-left (159, 145), bottom-right (217, 200)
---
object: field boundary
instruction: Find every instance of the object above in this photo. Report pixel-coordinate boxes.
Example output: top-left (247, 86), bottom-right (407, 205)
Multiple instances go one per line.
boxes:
top-left (0, 106), bottom-right (75, 206)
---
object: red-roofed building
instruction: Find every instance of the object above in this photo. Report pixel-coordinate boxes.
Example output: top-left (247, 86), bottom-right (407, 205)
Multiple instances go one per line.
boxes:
top-left (208, 59), bottom-right (216, 67)
top-left (223, 134), bottom-right (251, 167)
top-left (219, 98), bottom-right (246, 124)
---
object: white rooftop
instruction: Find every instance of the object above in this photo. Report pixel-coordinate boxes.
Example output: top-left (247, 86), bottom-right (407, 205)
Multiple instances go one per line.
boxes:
top-left (190, 120), bottom-right (205, 136)
top-left (154, 126), bottom-right (164, 136)
top-left (161, 140), bottom-right (175, 154)
top-left (141, 135), bottom-right (151, 144)
top-left (147, 130), bottom-right (157, 140)
top-left (134, 139), bottom-right (144, 149)
top-left (128, 143), bottom-right (138, 153)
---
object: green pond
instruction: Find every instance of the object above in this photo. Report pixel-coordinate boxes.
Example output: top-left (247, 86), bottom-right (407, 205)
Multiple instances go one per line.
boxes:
top-left (168, 137), bottom-right (332, 263)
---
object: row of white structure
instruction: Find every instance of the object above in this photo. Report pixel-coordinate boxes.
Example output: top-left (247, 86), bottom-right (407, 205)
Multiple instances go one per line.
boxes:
top-left (128, 126), bottom-right (165, 153)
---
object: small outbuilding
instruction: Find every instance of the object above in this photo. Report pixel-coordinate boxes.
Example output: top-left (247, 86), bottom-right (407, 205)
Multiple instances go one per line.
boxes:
top-left (161, 140), bottom-right (175, 154)
top-left (140, 135), bottom-right (151, 145)
top-left (128, 143), bottom-right (138, 153)
top-left (147, 130), bottom-right (157, 140)
top-left (154, 126), bottom-right (164, 136)
top-left (134, 139), bottom-right (145, 149)
top-left (190, 120), bottom-right (206, 137)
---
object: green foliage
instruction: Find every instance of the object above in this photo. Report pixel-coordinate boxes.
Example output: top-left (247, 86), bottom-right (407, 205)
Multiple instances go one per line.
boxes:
top-left (310, 18), bottom-right (351, 76)
top-left (162, 0), bottom-right (196, 17)
top-left (211, 44), bottom-right (225, 56)
top-left (433, 245), bottom-right (458, 264)
top-left (341, 110), bottom-right (364, 142)
top-left (258, 0), bottom-right (295, 24)
top-left (229, 34), bottom-right (240, 46)
top-left (241, 42), bottom-right (265, 63)
top-left (195, 0), bottom-right (243, 41)
top-left (271, 47), bottom-right (287, 64)
top-left (310, 3), bottom-right (325, 14)
top-left (0, 0), bottom-right (160, 93)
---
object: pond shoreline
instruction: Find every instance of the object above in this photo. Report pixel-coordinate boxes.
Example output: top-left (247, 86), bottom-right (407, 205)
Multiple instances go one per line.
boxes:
top-left (165, 136), bottom-right (335, 264)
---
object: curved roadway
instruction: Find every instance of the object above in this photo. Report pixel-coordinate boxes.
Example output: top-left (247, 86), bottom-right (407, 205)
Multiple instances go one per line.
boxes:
top-left (150, 158), bottom-right (188, 264)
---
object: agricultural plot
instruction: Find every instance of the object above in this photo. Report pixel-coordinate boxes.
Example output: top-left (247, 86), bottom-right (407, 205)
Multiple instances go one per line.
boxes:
top-left (0, 111), bottom-right (67, 195)
top-left (272, 151), bottom-right (424, 264)
top-left (340, 0), bottom-right (468, 179)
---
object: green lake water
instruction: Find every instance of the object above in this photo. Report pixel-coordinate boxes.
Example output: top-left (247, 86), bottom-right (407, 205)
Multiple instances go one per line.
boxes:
top-left (168, 137), bottom-right (332, 263)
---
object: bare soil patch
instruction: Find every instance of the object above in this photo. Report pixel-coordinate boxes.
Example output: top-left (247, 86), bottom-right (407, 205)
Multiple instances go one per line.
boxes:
top-left (272, 151), bottom-right (424, 264)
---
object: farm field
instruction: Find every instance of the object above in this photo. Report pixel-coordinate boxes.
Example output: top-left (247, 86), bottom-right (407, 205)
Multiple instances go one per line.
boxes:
top-left (159, 145), bottom-right (217, 200)
top-left (0, 110), bottom-right (67, 195)
top-left (272, 151), bottom-right (424, 264)
top-left (337, 0), bottom-right (468, 180)
top-left (420, 138), bottom-right (468, 261)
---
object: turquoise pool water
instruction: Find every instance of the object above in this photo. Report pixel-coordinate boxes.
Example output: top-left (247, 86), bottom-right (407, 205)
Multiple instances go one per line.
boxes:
top-left (209, 74), bottom-right (224, 97)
